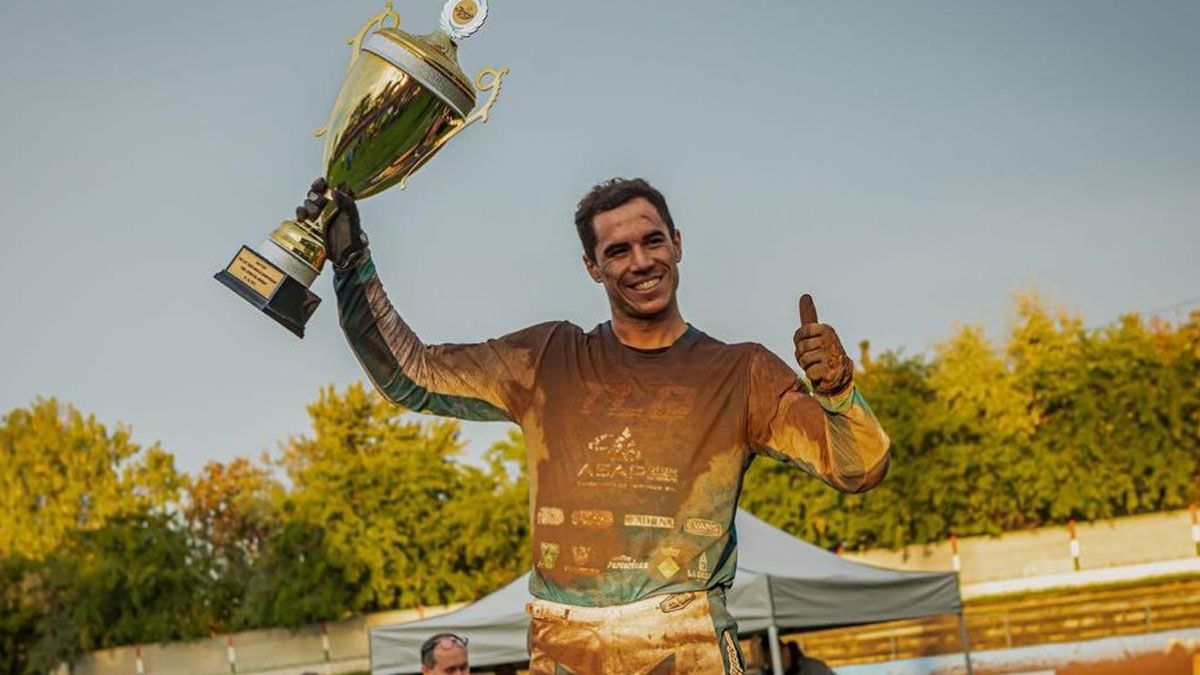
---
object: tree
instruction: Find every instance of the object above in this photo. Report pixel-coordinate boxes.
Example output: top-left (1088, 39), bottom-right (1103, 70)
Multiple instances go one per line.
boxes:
top-left (240, 520), bottom-right (360, 630)
top-left (27, 512), bottom-right (210, 673)
top-left (436, 429), bottom-right (531, 596)
top-left (271, 384), bottom-right (530, 615)
top-left (184, 457), bottom-right (282, 632)
top-left (742, 295), bottom-right (1200, 551)
top-left (0, 398), bottom-right (182, 560)
top-left (0, 555), bottom-right (41, 675)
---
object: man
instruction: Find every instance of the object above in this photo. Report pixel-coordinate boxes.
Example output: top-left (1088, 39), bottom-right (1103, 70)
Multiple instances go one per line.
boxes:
top-left (299, 177), bottom-right (890, 674)
top-left (420, 633), bottom-right (469, 675)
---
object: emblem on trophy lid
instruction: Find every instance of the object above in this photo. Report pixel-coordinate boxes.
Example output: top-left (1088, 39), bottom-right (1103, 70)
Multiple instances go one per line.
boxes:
top-left (440, 0), bottom-right (487, 39)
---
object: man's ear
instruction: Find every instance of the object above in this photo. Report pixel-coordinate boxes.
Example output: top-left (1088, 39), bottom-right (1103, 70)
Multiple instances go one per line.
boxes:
top-left (672, 228), bottom-right (683, 263)
top-left (583, 254), bottom-right (603, 283)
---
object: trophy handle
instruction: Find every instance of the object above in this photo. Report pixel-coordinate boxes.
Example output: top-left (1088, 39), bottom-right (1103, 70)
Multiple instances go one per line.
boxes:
top-left (347, 2), bottom-right (400, 70)
top-left (397, 66), bottom-right (509, 189)
top-left (315, 3), bottom-right (402, 138)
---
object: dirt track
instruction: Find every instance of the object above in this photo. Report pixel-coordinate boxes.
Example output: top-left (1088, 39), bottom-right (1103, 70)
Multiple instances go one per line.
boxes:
top-left (1054, 645), bottom-right (1199, 675)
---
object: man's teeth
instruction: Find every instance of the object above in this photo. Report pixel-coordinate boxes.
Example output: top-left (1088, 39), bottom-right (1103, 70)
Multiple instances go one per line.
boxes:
top-left (632, 278), bottom-right (661, 291)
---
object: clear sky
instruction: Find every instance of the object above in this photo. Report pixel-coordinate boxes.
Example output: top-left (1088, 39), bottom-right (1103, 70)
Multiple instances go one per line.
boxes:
top-left (1, 1), bottom-right (1197, 473)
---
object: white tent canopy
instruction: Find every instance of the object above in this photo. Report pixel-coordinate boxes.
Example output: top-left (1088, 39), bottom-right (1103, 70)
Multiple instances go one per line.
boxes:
top-left (370, 510), bottom-right (965, 674)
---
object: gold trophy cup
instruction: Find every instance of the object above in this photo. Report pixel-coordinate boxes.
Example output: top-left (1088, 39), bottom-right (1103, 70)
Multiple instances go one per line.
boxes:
top-left (215, 0), bottom-right (506, 337)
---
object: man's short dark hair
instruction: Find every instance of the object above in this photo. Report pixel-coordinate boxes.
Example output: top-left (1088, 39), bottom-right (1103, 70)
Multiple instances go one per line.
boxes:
top-left (420, 633), bottom-right (468, 668)
top-left (574, 178), bottom-right (676, 262)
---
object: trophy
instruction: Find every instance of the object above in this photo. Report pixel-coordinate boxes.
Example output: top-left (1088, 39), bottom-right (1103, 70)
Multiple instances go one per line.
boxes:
top-left (215, 0), bottom-right (506, 337)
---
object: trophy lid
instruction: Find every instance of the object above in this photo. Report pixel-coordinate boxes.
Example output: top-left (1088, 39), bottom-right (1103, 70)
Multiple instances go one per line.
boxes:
top-left (361, 27), bottom-right (476, 118)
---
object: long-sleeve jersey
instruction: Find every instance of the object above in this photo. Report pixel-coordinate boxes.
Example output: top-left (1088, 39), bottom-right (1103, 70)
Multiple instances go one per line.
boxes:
top-left (335, 256), bottom-right (891, 607)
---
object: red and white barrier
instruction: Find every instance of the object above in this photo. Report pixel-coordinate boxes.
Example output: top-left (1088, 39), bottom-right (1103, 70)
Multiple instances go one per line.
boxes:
top-left (321, 620), bottom-right (332, 665)
top-left (1191, 504), bottom-right (1199, 556)
top-left (1068, 519), bottom-right (1081, 571)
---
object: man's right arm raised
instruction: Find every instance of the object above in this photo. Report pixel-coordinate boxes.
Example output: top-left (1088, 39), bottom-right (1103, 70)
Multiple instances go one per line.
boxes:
top-left (302, 180), bottom-right (553, 423)
top-left (334, 254), bottom-right (554, 422)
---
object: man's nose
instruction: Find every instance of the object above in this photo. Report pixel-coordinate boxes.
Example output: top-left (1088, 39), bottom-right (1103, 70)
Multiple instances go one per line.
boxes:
top-left (630, 245), bottom-right (654, 271)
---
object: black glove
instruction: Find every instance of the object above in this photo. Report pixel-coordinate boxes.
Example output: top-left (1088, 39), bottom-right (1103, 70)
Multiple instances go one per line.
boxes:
top-left (793, 293), bottom-right (855, 397)
top-left (296, 177), bottom-right (367, 269)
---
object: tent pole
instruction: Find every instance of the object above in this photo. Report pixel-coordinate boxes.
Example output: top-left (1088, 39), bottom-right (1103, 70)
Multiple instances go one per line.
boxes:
top-left (956, 611), bottom-right (974, 675)
top-left (764, 575), bottom-right (783, 675)
top-left (767, 625), bottom-right (784, 675)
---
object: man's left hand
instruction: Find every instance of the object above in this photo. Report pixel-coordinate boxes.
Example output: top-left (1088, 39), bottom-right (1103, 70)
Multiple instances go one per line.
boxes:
top-left (794, 293), bottom-right (854, 397)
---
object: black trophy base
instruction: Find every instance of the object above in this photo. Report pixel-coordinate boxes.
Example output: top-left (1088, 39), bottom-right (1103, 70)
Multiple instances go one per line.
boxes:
top-left (215, 245), bottom-right (321, 338)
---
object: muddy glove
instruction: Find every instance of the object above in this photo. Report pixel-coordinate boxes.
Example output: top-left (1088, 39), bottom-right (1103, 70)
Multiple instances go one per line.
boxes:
top-left (295, 177), bottom-right (367, 270)
top-left (793, 293), bottom-right (854, 397)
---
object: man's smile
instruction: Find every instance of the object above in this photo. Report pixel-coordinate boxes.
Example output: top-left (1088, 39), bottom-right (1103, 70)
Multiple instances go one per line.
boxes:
top-left (628, 276), bottom-right (663, 292)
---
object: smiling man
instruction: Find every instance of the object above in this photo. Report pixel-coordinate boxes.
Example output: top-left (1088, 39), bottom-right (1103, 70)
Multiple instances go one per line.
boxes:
top-left (301, 177), bottom-right (891, 674)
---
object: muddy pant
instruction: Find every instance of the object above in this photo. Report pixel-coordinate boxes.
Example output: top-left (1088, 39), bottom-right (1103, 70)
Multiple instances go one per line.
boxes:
top-left (526, 589), bottom-right (745, 675)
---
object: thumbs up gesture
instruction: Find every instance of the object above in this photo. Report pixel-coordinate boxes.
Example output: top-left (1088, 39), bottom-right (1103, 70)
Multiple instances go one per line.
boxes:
top-left (794, 294), bottom-right (854, 396)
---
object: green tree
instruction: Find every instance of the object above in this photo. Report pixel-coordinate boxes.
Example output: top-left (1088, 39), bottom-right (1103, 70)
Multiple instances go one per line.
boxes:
top-left (240, 521), bottom-right (360, 629)
top-left (185, 457), bottom-right (281, 632)
top-left (270, 384), bottom-right (530, 615)
top-left (742, 295), bottom-right (1200, 551)
top-left (27, 512), bottom-right (209, 673)
top-left (0, 398), bottom-right (182, 560)
top-left (0, 555), bottom-right (41, 675)
top-left (1010, 298), bottom-right (1200, 521)
top-left (437, 429), bottom-right (531, 595)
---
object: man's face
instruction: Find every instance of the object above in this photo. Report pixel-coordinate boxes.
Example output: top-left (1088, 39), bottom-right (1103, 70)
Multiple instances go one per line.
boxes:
top-left (421, 641), bottom-right (468, 675)
top-left (583, 197), bottom-right (683, 321)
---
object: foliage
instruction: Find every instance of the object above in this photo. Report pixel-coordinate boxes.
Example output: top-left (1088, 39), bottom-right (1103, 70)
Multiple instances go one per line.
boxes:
top-left (0, 398), bottom-right (182, 560)
top-left (239, 520), bottom-right (360, 630)
top-left (268, 383), bottom-right (530, 615)
top-left (184, 457), bottom-right (282, 632)
top-left (743, 294), bottom-right (1200, 550)
top-left (4, 293), bottom-right (1198, 664)
top-left (26, 512), bottom-right (210, 673)
top-left (0, 555), bottom-right (40, 675)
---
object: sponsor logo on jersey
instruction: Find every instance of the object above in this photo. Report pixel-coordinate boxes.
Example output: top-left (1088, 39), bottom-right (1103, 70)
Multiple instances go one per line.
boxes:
top-left (576, 428), bottom-right (679, 492)
top-left (562, 545), bottom-right (601, 576)
top-left (653, 546), bottom-right (682, 579)
top-left (538, 542), bottom-right (559, 570)
top-left (688, 552), bottom-right (711, 581)
top-left (657, 593), bottom-right (696, 614)
top-left (570, 509), bottom-right (614, 528)
top-left (580, 382), bottom-right (696, 421)
top-left (623, 514), bottom-right (676, 529)
top-left (606, 555), bottom-right (650, 571)
top-left (571, 545), bottom-right (592, 566)
top-left (536, 507), bottom-right (564, 526)
top-left (684, 518), bottom-right (723, 538)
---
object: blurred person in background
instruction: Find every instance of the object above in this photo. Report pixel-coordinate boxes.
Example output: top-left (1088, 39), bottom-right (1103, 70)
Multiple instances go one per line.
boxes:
top-left (420, 633), bottom-right (469, 675)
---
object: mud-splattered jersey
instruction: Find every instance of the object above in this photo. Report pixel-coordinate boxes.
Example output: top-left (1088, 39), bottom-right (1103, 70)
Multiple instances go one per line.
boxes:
top-left (335, 257), bottom-right (891, 607)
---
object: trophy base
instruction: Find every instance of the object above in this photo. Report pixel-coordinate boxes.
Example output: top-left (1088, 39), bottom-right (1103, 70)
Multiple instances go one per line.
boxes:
top-left (215, 245), bottom-right (321, 338)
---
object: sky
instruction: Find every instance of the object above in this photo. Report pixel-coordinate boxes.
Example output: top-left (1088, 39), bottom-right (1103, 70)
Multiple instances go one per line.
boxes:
top-left (1, 0), bottom-right (1197, 474)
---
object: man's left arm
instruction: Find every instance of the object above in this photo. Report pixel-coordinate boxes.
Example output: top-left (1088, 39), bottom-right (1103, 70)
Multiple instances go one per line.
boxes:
top-left (746, 294), bottom-right (891, 493)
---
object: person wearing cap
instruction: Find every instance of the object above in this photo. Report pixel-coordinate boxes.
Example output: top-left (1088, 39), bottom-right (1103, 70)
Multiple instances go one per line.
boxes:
top-left (302, 177), bottom-right (890, 674)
